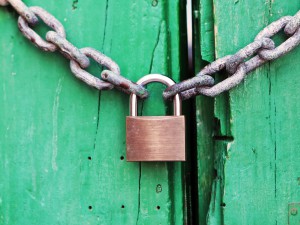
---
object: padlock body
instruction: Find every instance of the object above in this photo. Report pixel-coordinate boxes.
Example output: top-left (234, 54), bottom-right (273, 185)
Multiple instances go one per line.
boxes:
top-left (126, 116), bottom-right (185, 161)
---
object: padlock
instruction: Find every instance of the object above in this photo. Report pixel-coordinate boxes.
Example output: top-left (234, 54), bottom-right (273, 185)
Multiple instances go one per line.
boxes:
top-left (126, 74), bottom-right (185, 162)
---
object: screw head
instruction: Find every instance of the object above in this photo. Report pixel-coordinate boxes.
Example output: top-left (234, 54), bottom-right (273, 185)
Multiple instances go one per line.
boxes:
top-left (152, 0), bottom-right (158, 7)
top-left (291, 208), bottom-right (298, 216)
top-left (156, 184), bottom-right (162, 193)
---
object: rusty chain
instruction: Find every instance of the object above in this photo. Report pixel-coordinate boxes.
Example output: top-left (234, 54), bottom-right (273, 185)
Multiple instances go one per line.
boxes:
top-left (0, 0), bottom-right (149, 98)
top-left (164, 13), bottom-right (300, 100)
top-left (0, 0), bottom-right (299, 101)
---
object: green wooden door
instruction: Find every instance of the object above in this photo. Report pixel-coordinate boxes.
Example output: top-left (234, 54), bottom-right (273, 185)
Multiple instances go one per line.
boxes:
top-left (0, 1), bottom-right (188, 224)
top-left (1, 0), bottom-right (300, 225)
top-left (195, 0), bottom-right (300, 224)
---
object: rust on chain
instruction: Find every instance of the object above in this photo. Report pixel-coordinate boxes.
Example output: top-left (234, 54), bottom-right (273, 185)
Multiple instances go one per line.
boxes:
top-left (69, 47), bottom-right (122, 90)
top-left (225, 38), bottom-right (275, 74)
top-left (243, 55), bottom-right (266, 73)
top-left (81, 47), bottom-right (120, 74)
top-left (46, 31), bottom-right (90, 68)
top-left (163, 75), bottom-right (214, 100)
top-left (1, 0), bottom-right (299, 100)
top-left (179, 56), bottom-right (267, 100)
top-left (199, 55), bottom-right (231, 75)
top-left (285, 11), bottom-right (300, 35)
top-left (101, 70), bottom-right (149, 98)
top-left (259, 28), bottom-right (300, 60)
top-left (163, 56), bottom-right (231, 100)
top-left (70, 61), bottom-right (113, 90)
top-left (6, 0), bottom-right (38, 24)
top-left (119, 82), bottom-right (130, 89)
top-left (18, 6), bottom-right (66, 52)
top-left (0, 0), bottom-right (146, 96)
top-left (169, 10), bottom-right (300, 100)
top-left (195, 64), bottom-right (246, 97)
top-left (255, 16), bottom-right (300, 60)
top-left (180, 63), bottom-right (247, 99)
top-left (255, 16), bottom-right (292, 44)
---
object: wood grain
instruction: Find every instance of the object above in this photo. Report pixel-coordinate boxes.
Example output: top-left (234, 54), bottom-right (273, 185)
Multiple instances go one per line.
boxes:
top-left (205, 0), bottom-right (300, 224)
top-left (0, 0), bottom-right (186, 224)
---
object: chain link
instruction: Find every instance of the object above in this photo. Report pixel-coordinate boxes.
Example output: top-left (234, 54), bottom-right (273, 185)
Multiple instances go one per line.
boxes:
top-left (0, 0), bottom-right (148, 98)
top-left (46, 31), bottom-right (90, 68)
top-left (285, 11), bottom-right (300, 35)
top-left (255, 16), bottom-right (300, 60)
top-left (101, 70), bottom-right (149, 98)
top-left (2, 0), bottom-right (38, 24)
top-left (164, 10), bottom-right (300, 100)
top-left (0, 1), bottom-right (299, 100)
top-left (69, 47), bottom-right (120, 90)
top-left (18, 6), bottom-right (66, 52)
top-left (0, 0), bottom-right (8, 6)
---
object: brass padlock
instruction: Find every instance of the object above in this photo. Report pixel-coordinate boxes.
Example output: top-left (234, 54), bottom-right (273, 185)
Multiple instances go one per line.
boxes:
top-left (126, 74), bottom-right (185, 162)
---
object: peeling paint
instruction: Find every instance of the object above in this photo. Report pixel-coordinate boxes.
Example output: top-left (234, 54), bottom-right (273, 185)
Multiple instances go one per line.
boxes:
top-left (52, 77), bottom-right (64, 171)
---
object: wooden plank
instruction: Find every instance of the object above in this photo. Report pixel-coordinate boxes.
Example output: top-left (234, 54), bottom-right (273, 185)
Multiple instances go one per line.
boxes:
top-left (0, 0), bottom-right (186, 224)
top-left (195, 0), bottom-right (217, 224)
top-left (208, 0), bottom-right (300, 224)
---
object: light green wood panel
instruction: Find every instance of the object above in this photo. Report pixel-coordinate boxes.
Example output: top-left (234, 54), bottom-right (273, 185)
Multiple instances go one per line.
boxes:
top-left (0, 0), bottom-right (186, 224)
top-left (208, 0), bottom-right (300, 224)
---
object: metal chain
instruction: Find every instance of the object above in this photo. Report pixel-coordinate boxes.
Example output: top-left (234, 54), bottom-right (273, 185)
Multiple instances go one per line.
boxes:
top-left (0, 0), bottom-right (299, 101)
top-left (163, 12), bottom-right (300, 100)
top-left (0, 0), bottom-right (149, 98)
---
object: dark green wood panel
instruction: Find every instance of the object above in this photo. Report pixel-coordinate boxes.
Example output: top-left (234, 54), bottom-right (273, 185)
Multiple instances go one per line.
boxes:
top-left (206, 0), bottom-right (300, 224)
top-left (0, 1), bottom-right (186, 224)
top-left (194, 0), bottom-right (215, 224)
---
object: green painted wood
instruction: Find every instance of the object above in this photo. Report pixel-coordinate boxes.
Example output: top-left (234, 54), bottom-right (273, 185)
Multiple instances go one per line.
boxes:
top-left (194, 0), bottom-right (216, 224)
top-left (198, 0), bottom-right (215, 63)
top-left (205, 1), bottom-right (300, 224)
top-left (0, 1), bottom-right (187, 224)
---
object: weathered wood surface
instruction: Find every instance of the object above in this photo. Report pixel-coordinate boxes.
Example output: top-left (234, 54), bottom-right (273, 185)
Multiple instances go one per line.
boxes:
top-left (0, 1), bottom-right (187, 224)
top-left (196, 0), bottom-right (300, 224)
top-left (194, 0), bottom-right (215, 224)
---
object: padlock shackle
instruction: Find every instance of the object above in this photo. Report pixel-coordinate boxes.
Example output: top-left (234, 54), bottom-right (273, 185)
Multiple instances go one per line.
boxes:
top-left (130, 74), bottom-right (181, 116)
